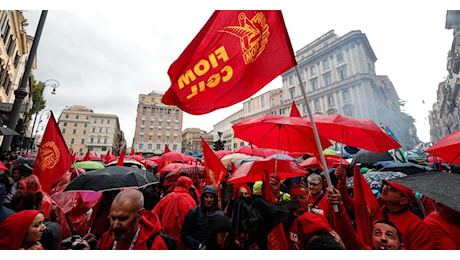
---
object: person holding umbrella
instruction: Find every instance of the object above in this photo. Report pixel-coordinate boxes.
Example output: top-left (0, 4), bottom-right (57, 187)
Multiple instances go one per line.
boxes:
top-left (423, 200), bottom-right (460, 249)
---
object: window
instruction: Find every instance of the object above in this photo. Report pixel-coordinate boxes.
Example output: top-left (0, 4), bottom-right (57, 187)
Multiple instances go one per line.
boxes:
top-left (148, 144), bottom-right (152, 150)
top-left (107, 119), bottom-right (110, 124)
top-left (99, 127), bottom-right (102, 133)
top-left (84, 123), bottom-right (88, 128)
top-left (166, 136), bottom-right (170, 143)
top-left (100, 119), bottom-right (104, 124)
top-left (92, 127), bottom-right (95, 132)
top-left (74, 123), bottom-right (77, 127)
top-left (86, 116), bottom-right (89, 120)
top-left (314, 99), bottom-right (320, 111)
top-left (300, 70), bottom-right (305, 81)
top-left (173, 144), bottom-right (177, 151)
top-left (280, 94), bottom-right (283, 104)
top-left (289, 88), bottom-right (295, 99)
top-left (65, 114), bottom-right (69, 119)
top-left (97, 137), bottom-right (101, 144)
top-left (302, 104), bottom-right (306, 115)
top-left (343, 90), bottom-right (351, 103)
top-left (70, 138), bottom-right (74, 144)
top-left (72, 129), bottom-right (76, 134)
top-left (327, 95), bottom-right (335, 107)
top-left (104, 138), bottom-right (107, 144)
top-left (139, 144), bottom-right (143, 150)
top-left (289, 76), bottom-right (294, 85)
top-left (338, 67), bottom-right (348, 80)
top-left (81, 139), bottom-right (85, 144)
top-left (261, 95), bottom-right (265, 108)
top-left (271, 98), bottom-right (275, 107)
top-left (310, 66), bottom-right (316, 76)
top-left (76, 115), bottom-right (79, 120)
top-left (311, 80), bottom-right (318, 91)
top-left (62, 129), bottom-right (66, 134)
top-left (323, 73), bottom-right (332, 86)
top-left (93, 119), bottom-right (97, 123)
top-left (63, 122), bottom-right (67, 127)
top-left (247, 100), bottom-right (252, 113)
top-left (322, 59), bottom-right (329, 70)
top-left (240, 142), bottom-right (244, 147)
top-left (156, 144), bottom-right (161, 150)
top-left (140, 128), bottom-right (144, 133)
top-left (83, 129), bottom-right (86, 135)
top-left (336, 52), bottom-right (344, 63)
top-left (160, 108), bottom-right (163, 114)
top-left (344, 107), bottom-right (353, 117)
top-left (279, 108), bottom-right (285, 115)
top-left (90, 137), bottom-right (94, 143)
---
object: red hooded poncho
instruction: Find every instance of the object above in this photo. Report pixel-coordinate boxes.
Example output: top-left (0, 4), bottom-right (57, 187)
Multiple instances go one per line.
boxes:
top-left (153, 176), bottom-right (197, 249)
top-left (0, 210), bottom-right (41, 249)
top-left (98, 210), bottom-right (167, 250)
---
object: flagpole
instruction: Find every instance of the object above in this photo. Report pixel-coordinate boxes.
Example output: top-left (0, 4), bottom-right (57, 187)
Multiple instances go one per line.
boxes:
top-left (294, 66), bottom-right (338, 212)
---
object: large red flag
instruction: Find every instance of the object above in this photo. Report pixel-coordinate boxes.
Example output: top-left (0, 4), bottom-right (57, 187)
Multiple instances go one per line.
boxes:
top-left (33, 111), bottom-right (72, 194)
top-left (162, 10), bottom-right (297, 115)
top-left (353, 164), bottom-right (380, 246)
top-left (290, 100), bottom-right (301, 117)
top-left (201, 136), bottom-right (227, 191)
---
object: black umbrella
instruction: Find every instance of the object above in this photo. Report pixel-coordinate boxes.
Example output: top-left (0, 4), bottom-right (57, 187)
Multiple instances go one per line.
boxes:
top-left (63, 166), bottom-right (159, 192)
top-left (351, 149), bottom-right (394, 164)
top-left (379, 162), bottom-right (433, 175)
top-left (0, 126), bottom-right (19, 136)
top-left (391, 171), bottom-right (460, 212)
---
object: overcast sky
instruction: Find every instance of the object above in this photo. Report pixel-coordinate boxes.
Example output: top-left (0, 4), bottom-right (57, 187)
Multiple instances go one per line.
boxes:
top-left (10, 1), bottom-right (459, 147)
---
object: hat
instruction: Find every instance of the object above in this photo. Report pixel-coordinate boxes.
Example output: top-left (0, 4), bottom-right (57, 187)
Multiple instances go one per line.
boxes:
top-left (382, 180), bottom-right (415, 204)
top-left (307, 173), bottom-right (322, 185)
top-left (297, 212), bottom-right (332, 242)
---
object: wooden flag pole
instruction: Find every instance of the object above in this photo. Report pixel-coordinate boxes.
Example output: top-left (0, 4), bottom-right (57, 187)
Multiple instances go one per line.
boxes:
top-left (294, 66), bottom-right (338, 212)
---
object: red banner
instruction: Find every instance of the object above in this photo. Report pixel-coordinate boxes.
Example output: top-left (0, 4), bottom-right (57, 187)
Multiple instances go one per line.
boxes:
top-left (162, 10), bottom-right (297, 115)
top-left (201, 136), bottom-right (227, 191)
top-left (33, 111), bottom-right (72, 193)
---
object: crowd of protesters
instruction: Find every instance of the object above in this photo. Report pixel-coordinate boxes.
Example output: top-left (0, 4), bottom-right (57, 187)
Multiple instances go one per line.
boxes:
top-left (0, 149), bottom-right (459, 251)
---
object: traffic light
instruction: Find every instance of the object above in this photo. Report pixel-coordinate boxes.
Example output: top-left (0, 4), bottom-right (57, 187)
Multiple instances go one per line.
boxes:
top-left (213, 141), bottom-right (219, 151)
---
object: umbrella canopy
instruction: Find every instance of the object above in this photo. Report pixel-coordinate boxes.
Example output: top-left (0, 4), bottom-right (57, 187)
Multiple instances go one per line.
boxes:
top-left (158, 163), bottom-right (188, 176)
top-left (232, 114), bottom-right (332, 154)
top-left (234, 145), bottom-right (267, 158)
top-left (305, 114), bottom-right (401, 153)
top-left (214, 150), bottom-right (234, 160)
top-left (346, 171), bottom-right (407, 191)
top-left (300, 154), bottom-right (351, 170)
top-left (105, 158), bottom-right (146, 170)
top-left (391, 171), bottom-right (460, 212)
top-left (379, 162), bottom-right (433, 175)
top-left (158, 152), bottom-right (189, 162)
top-left (71, 161), bottom-right (105, 171)
top-left (425, 129), bottom-right (460, 164)
top-left (0, 126), bottom-right (19, 136)
top-left (265, 153), bottom-right (296, 161)
top-left (228, 158), bottom-right (308, 184)
top-left (63, 166), bottom-right (159, 192)
top-left (234, 156), bottom-right (264, 167)
top-left (351, 149), bottom-right (394, 164)
top-left (221, 153), bottom-right (251, 167)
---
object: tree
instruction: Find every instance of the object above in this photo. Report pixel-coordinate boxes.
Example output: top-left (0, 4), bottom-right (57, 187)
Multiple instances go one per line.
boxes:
top-left (25, 74), bottom-right (47, 126)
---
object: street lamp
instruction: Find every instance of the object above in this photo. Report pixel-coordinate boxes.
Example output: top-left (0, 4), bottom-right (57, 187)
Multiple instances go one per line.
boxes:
top-left (44, 79), bottom-right (59, 95)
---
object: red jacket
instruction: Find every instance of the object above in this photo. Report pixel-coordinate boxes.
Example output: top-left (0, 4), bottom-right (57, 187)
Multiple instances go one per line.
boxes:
top-left (98, 211), bottom-right (167, 250)
top-left (373, 206), bottom-right (434, 250)
top-left (152, 176), bottom-right (196, 249)
top-left (424, 212), bottom-right (460, 249)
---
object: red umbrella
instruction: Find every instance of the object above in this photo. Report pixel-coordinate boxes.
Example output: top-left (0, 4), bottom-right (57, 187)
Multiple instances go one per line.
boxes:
top-left (159, 162), bottom-right (188, 173)
top-left (300, 154), bottom-right (350, 170)
top-left (228, 158), bottom-right (308, 184)
top-left (232, 114), bottom-right (332, 154)
top-left (158, 152), bottom-right (189, 162)
top-left (305, 114), bottom-right (401, 153)
top-left (214, 150), bottom-right (234, 160)
top-left (234, 144), bottom-right (267, 158)
top-left (425, 129), bottom-right (460, 164)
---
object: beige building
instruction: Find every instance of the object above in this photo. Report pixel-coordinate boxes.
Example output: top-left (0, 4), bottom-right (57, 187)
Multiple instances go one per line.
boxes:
top-left (429, 10), bottom-right (460, 143)
top-left (132, 91), bottom-right (183, 156)
top-left (181, 127), bottom-right (212, 156)
top-left (0, 11), bottom-right (34, 148)
top-left (57, 105), bottom-right (126, 156)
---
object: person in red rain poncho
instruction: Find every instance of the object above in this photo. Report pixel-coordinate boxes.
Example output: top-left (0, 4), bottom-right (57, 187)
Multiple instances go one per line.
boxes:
top-left (0, 210), bottom-right (46, 250)
top-left (98, 189), bottom-right (167, 250)
top-left (372, 180), bottom-right (434, 249)
top-left (423, 200), bottom-right (460, 249)
top-left (18, 174), bottom-right (72, 242)
top-left (153, 176), bottom-right (197, 249)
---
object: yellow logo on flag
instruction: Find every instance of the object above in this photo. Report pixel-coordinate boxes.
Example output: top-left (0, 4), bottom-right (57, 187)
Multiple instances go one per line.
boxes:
top-left (37, 141), bottom-right (60, 171)
top-left (219, 12), bottom-right (270, 64)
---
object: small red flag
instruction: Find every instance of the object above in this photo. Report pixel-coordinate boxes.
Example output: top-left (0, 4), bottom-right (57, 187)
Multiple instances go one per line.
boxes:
top-left (33, 111), bottom-right (72, 194)
top-left (103, 148), bottom-right (112, 164)
top-left (162, 10), bottom-right (297, 115)
top-left (117, 150), bottom-right (125, 166)
top-left (165, 144), bottom-right (171, 153)
top-left (201, 136), bottom-right (227, 191)
top-left (130, 149), bottom-right (135, 156)
top-left (82, 149), bottom-right (91, 161)
top-left (290, 100), bottom-right (301, 117)
top-left (353, 164), bottom-right (380, 246)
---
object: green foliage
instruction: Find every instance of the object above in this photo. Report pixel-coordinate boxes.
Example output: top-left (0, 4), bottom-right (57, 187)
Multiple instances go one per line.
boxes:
top-left (26, 74), bottom-right (46, 124)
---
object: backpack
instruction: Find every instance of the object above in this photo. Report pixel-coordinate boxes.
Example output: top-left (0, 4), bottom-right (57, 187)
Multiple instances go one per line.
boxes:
top-left (146, 228), bottom-right (177, 250)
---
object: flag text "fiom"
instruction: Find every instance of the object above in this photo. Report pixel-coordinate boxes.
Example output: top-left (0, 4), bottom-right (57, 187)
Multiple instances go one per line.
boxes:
top-left (177, 46), bottom-right (233, 100)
